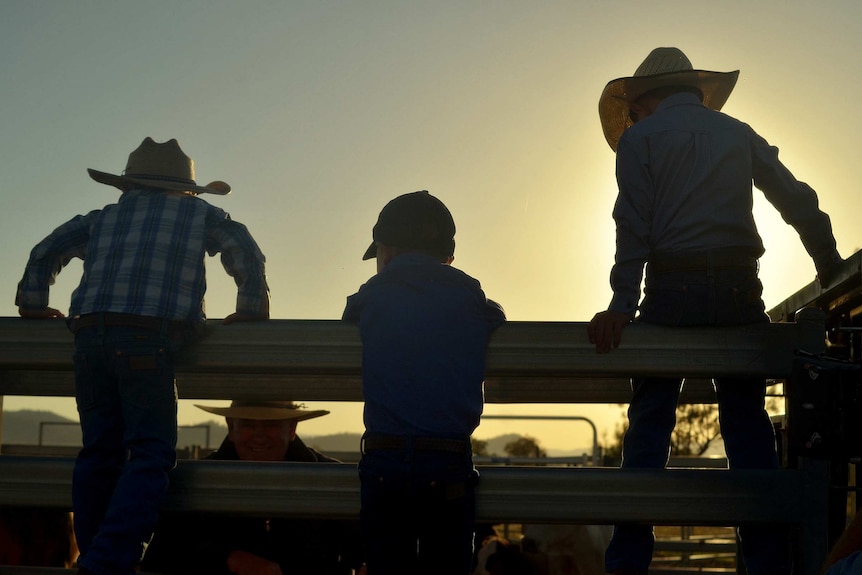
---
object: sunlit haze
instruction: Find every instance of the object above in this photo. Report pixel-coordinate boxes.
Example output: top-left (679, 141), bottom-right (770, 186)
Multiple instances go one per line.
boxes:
top-left (2, 1), bottom-right (860, 453)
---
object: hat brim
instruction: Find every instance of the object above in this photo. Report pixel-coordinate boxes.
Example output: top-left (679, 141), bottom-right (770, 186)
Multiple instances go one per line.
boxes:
top-left (88, 169), bottom-right (231, 195)
top-left (598, 69), bottom-right (739, 152)
top-left (362, 241), bottom-right (377, 260)
top-left (194, 404), bottom-right (330, 422)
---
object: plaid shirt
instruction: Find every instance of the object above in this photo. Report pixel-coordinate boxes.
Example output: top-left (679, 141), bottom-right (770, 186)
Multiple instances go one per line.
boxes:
top-left (16, 190), bottom-right (269, 323)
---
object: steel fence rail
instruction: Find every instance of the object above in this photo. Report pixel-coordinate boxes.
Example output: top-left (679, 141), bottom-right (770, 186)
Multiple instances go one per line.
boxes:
top-left (768, 249), bottom-right (862, 323)
top-left (0, 455), bottom-right (828, 526)
top-left (0, 307), bottom-right (834, 574)
top-left (0, 308), bottom-right (825, 404)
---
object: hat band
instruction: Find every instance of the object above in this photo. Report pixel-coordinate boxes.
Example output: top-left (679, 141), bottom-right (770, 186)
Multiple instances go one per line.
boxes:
top-left (125, 173), bottom-right (197, 186)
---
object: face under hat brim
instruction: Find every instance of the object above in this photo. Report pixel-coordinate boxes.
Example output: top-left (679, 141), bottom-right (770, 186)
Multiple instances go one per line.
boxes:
top-left (598, 68), bottom-right (739, 152)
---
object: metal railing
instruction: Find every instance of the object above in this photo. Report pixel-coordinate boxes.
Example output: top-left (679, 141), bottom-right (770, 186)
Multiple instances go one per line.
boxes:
top-left (0, 455), bottom-right (829, 525)
top-left (0, 303), bottom-right (839, 574)
top-left (0, 311), bottom-right (826, 403)
top-left (479, 414), bottom-right (600, 465)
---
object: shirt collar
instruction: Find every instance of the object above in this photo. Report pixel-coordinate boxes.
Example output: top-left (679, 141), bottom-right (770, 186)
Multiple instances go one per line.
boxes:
top-left (385, 252), bottom-right (443, 269)
top-left (655, 91), bottom-right (705, 113)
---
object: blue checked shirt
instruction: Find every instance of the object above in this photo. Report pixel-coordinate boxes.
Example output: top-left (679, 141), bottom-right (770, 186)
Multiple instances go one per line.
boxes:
top-left (16, 189), bottom-right (269, 323)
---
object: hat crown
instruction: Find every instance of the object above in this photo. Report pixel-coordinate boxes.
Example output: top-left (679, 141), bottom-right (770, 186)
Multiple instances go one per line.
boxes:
top-left (373, 191), bottom-right (455, 254)
top-left (229, 400), bottom-right (298, 410)
top-left (598, 47), bottom-right (739, 152)
top-left (634, 47), bottom-right (693, 77)
top-left (124, 137), bottom-right (195, 184)
top-left (88, 137), bottom-right (231, 195)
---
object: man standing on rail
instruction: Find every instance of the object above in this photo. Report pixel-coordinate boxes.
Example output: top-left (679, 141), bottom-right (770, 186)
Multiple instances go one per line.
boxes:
top-left (587, 47), bottom-right (843, 575)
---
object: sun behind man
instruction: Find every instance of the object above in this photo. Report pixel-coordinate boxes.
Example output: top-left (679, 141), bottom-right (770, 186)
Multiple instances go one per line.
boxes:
top-left (588, 47), bottom-right (843, 575)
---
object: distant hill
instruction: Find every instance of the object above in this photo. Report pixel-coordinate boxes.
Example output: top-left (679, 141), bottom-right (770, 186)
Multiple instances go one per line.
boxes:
top-left (302, 432), bottom-right (593, 458)
top-left (1, 410), bottom-right (228, 450)
top-left (304, 432), bottom-right (362, 454)
top-left (1, 410), bottom-right (592, 456)
top-left (1, 409), bottom-right (79, 446)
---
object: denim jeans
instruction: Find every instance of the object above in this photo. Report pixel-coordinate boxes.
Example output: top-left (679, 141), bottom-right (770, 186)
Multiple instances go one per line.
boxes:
top-left (358, 446), bottom-right (478, 575)
top-left (604, 267), bottom-right (792, 575)
top-left (72, 325), bottom-right (178, 575)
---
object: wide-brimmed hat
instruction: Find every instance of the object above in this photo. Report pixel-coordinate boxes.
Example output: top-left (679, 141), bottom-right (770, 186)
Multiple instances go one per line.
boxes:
top-left (362, 190), bottom-right (456, 260)
top-left (194, 400), bottom-right (330, 422)
top-left (599, 47), bottom-right (739, 152)
top-left (88, 137), bottom-right (231, 195)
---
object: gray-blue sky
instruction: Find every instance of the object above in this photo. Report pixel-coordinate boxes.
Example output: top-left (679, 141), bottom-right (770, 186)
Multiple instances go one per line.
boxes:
top-left (3, 1), bottom-right (860, 449)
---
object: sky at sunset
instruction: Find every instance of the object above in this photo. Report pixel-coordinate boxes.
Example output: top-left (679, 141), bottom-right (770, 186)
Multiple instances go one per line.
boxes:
top-left (2, 1), bottom-right (861, 452)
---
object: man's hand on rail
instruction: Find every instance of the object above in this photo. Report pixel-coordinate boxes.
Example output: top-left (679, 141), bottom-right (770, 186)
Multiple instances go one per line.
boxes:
top-left (816, 255), bottom-right (845, 289)
top-left (18, 306), bottom-right (65, 319)
top-left (587, 310), bottom-right (632, 354)
top-left (224, 298), bottom-right (270, 325)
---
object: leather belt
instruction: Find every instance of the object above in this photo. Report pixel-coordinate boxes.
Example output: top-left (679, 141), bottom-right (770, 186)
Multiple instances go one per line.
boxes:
top-left (649, 250), bottom-right (758, 274)
top-left (363, 434), bottom-right (469, 454)
top-left (68, 313), bottom-right (188, 335)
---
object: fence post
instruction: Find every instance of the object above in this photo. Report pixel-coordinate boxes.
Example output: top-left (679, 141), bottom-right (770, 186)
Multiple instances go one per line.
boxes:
top-left (795, 307), bottom-right (827, 355)
top-left (798, 457), bottom-right (830, 575)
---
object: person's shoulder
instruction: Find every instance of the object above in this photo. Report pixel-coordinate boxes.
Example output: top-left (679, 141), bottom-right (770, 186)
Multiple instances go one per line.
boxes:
top-left (309, 447), bottom-right (341, 463)
top-left (289, 436), bottom-right (342, 463)
top-left (825, 550), bottom-right (862, 575)
top-left (708, 107), bottom-right (750, 128)
top-left (445, 264), bottom-right (489, 290)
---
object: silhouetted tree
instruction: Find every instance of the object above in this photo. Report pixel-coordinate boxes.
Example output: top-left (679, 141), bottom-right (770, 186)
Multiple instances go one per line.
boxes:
top-left (504, 435), bottom-right (547, 458)
top-left (603, 396), bottom-right (782, 459)
top-left (471, 437), bottom-right (489, 457)
top-left (672, 404), bottom-right (720, 456)
top-left (602, 421), bottom-right (627, 460)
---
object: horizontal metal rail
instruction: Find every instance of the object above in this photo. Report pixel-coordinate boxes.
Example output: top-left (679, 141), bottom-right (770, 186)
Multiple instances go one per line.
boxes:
top-left (0, 309), bottom-right (825, 404)
top-left (0, 455), bottom-right (831, 575)
top-left (0, 456), bottom-right (828, 527)
top-left (653, 539), bottom-right (737, 553)
top-left (768, 249), bottom-right (862, 322)
top-left (0, 308), bottom-right (832, 574)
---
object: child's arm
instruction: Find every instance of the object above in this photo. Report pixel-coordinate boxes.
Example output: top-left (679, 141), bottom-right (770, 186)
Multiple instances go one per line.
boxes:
top-left (16, 214), bottom-right (92, 319)
top-left (207, 216), bottom-right (270, 323)
top-left (222, 303), bottom-right (270, 325)
top-left (19, 306), bottom-right (65, 319)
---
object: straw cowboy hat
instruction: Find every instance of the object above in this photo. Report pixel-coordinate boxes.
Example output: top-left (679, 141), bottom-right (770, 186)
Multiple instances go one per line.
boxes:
top-left (194, 400), bottom-right (330, 422)
top-left (88, 137), bottom-right (231, 195)
top-left (598, 47), bottom-right (739, 152)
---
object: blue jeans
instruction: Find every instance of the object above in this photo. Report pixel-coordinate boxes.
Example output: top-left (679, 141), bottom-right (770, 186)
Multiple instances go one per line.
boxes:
top-left (72, 325), bottom-right (178, 575)
top-left (358, 445), bottom-right (478, 575)
top-left (604, 267), bottom-right (792, 575)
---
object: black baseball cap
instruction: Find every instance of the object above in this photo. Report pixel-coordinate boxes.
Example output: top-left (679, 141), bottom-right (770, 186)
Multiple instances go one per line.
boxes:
top-left (362, 190), bottom-right (456, 260)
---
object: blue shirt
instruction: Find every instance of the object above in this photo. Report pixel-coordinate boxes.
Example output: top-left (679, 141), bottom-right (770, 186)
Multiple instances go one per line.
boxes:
top-left (342, 253), bottom-right (505, 437)
top-left (610, 92), bottom-right (840, 315)
top-left (826, 551), bottom-right (862, 575)
top-left (16, 189), bottom-right (269, 323)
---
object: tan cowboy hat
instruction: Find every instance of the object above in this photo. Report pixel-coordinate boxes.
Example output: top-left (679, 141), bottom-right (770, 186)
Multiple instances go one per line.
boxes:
top-left (194, 400), bottom-right (330, 422)
top-left (598, 47), bottom-right (739, 152)
top-left (88, 137), bottom-right (231, 195)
